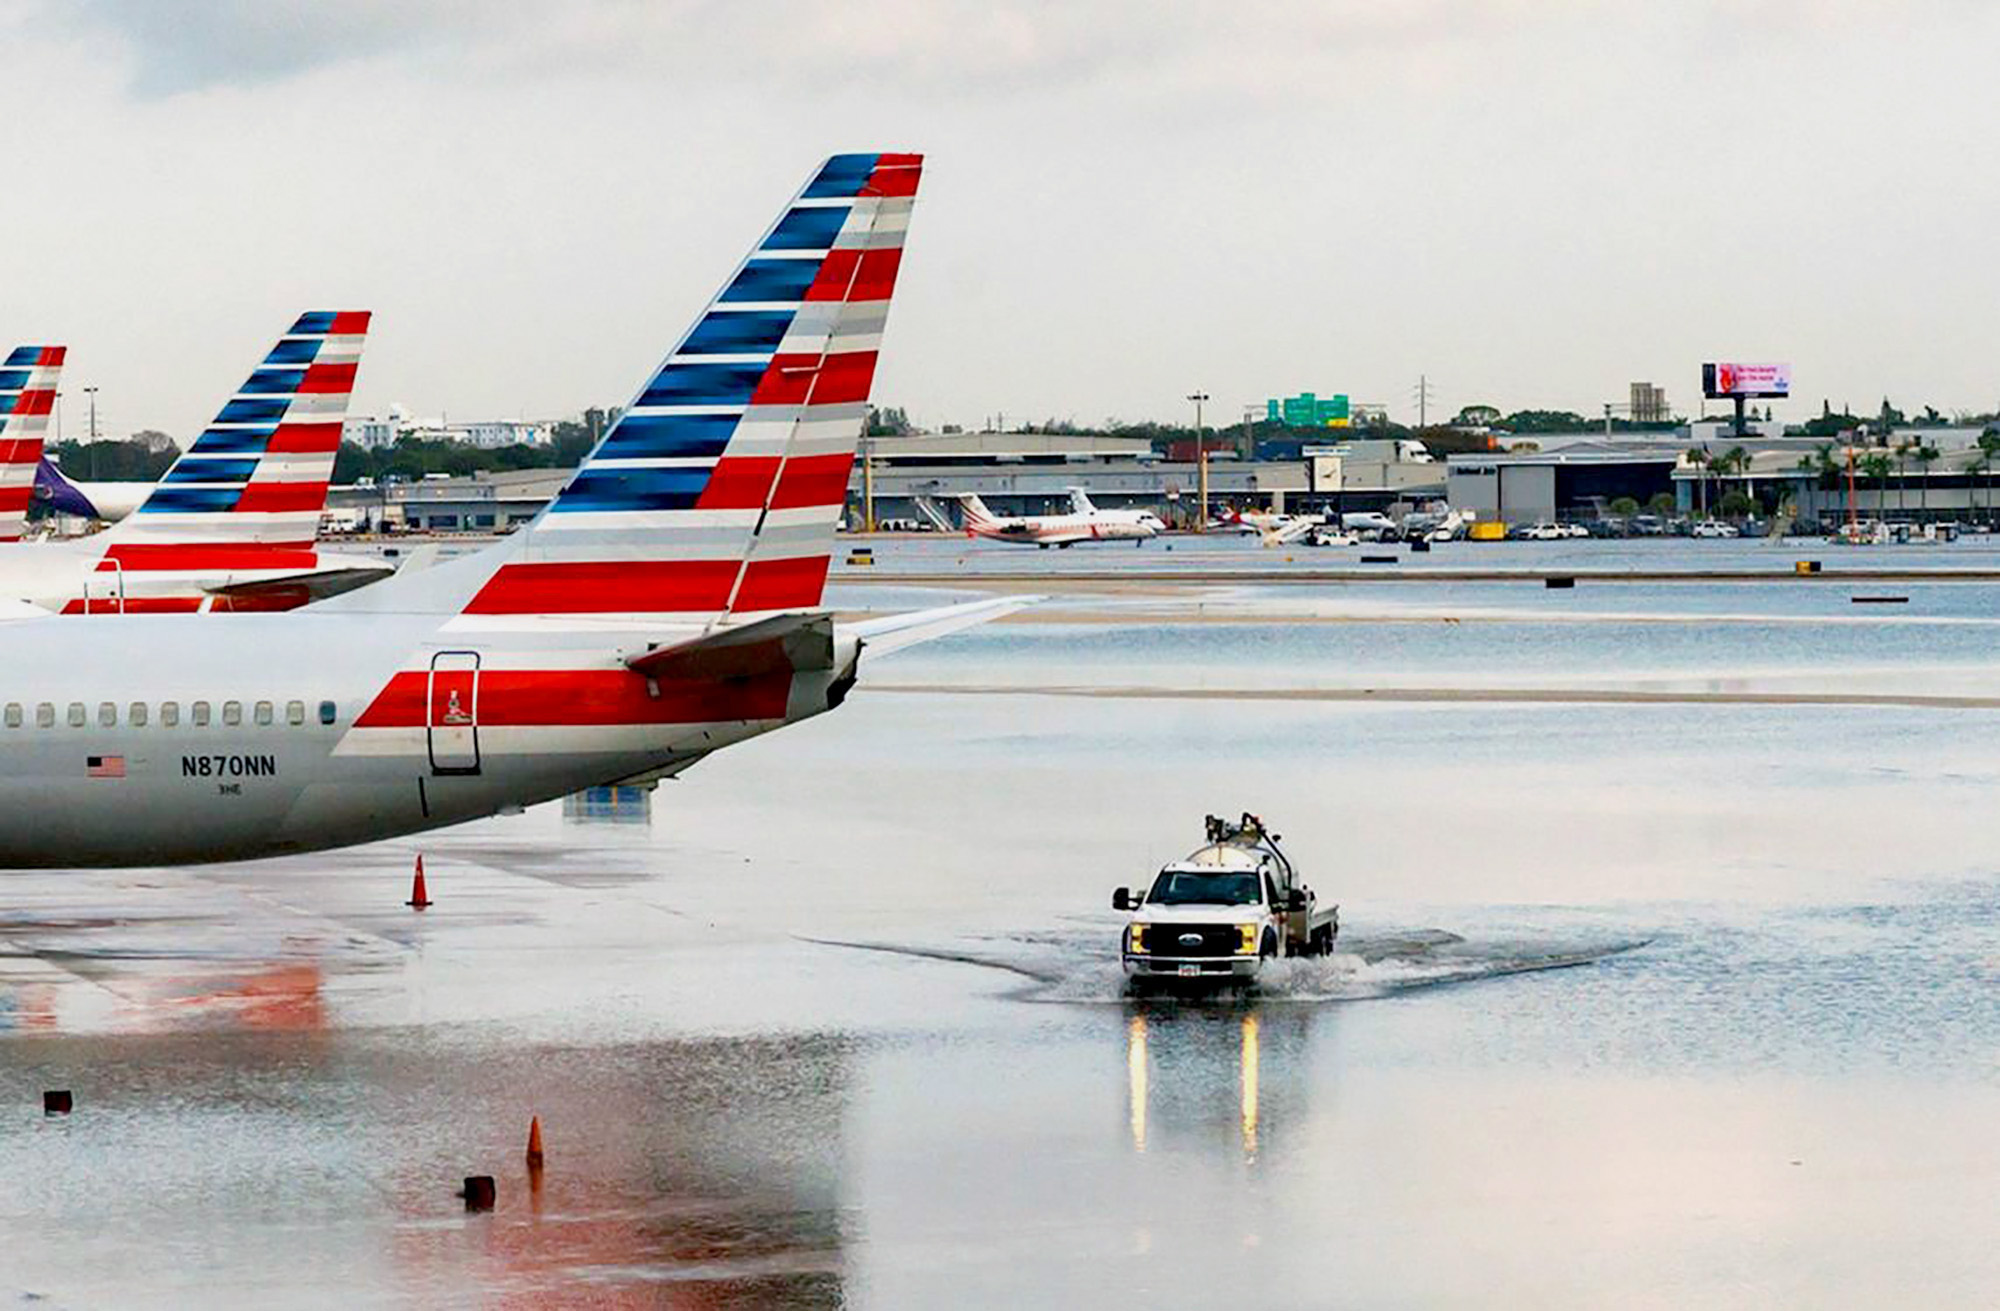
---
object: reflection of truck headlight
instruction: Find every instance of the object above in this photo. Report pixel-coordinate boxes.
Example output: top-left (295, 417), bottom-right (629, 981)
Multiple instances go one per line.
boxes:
top-left (1238, 924), bottom-right (1258, 955)
top-left (1128, 925), bottom-right (1147, 954)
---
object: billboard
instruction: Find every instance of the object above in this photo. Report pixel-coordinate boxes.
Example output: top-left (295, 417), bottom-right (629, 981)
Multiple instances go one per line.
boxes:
top-left (1702, 362), bottom-right (1790, 400)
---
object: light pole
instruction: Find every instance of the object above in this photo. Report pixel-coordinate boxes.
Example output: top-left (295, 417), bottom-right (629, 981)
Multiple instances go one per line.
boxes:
top-left (82, 386), bottom-right (100, 478)
top-left (1187, 392), bottom-right (1210, 531)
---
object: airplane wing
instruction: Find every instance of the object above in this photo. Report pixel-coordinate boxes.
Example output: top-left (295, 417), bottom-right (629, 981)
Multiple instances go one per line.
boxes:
top-left (624, 612), bottom-right (835, 681)
top-left (622, 596), bottom-right (1033, 679)
top-left (847, 595), bottom-right (1037, 658)
top-left (203, 565), bottom-right (396, 609)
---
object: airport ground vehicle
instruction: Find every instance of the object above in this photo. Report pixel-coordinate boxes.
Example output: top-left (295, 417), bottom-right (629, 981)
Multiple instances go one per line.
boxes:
top-left (1114, 814), bottom-right (1338, 989)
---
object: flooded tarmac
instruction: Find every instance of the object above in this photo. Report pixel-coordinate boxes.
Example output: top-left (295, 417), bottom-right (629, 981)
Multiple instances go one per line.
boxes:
top-left (5, 552), bottom-right (2000, 1306)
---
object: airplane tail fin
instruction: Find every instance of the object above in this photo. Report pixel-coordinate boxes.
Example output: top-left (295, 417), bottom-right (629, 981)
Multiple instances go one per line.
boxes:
top-left (1065, 486), bottom-right (1097, 515)
top-left (100, 312), bottom-right (369, 557)
top-left (956, 493), bottom-right (996, 528)
top-left (33, 456), bottom-right (101, 519)
top-left (400, 154), bottom-right (922, 626)
top-left (0, 346), bottom-right (65, 541)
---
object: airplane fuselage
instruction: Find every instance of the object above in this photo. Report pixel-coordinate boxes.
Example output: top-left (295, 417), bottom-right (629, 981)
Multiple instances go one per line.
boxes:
top-left (0, 538), bottom-right (391, 614)
top-left (0, 610), bottom-right (852, 865)
top-left (971, 511), bottom-right (1162, 546)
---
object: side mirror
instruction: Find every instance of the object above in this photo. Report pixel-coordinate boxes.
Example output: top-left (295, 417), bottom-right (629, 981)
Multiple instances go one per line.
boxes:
top-left (1112, 888), bottom-right (1132, 911)
top-left (1286, 889), bottom-right (1308, 912)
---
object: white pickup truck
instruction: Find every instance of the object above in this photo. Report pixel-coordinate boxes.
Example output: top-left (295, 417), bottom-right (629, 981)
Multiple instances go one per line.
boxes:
top-left (1114, 814), bottom-right (1338, 988)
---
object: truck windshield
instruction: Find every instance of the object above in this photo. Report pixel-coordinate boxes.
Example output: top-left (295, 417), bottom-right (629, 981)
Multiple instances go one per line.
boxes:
top-left (1146, 871), bottom-right (1261, 906)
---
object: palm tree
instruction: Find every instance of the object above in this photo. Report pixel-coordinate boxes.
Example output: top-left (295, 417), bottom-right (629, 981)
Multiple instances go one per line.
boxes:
top-left (1977, 431), bottom-right (2000, 524)
top-left (1858, 452), bottom-right (1893, 521)
top-left (1685, 447), bottom-right (1711, 517)
top-left (1912, 443), bottom-right (1941, 518)
top-left (1723, 445), bottom-right (1752, 514)
top-left (1894, 437), bottom-right (1917, 513)
top-left (1804, 442), bottom-right (1842, 524)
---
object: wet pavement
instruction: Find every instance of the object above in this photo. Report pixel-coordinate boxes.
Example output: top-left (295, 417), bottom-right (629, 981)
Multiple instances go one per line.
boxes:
top-left (4, 556), bottom-right (1999, 1306)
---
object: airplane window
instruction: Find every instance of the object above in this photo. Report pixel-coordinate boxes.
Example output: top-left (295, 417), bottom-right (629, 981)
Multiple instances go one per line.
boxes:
top-left (98, 702), bottom-right (117, 728)
top-left (67, 703), bottom-right (86, 728)
top-left (286, 700), bottom-right (305, 726)
top-left (223, 701), bottom-right (243, 727)
top-left (3, 703), bottom-right (18, 729)
top-left (254, 701), bottom-right (274, 727)
top-left (36, 703), bottom-right (54, 728)
top-left (192, 701), bottom-right (211, 727)
top-left (130, 702), bottom-right (148, 727)
top-left (318, 700), bottom-right (336, 726)
top-left (161, 702), bottom-right (180, 727)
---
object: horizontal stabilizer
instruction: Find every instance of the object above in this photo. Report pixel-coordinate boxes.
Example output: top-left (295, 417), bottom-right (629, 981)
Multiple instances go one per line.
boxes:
top-left (624, 612), bottom-right (835, 682)
top-left (848, 595), bottom-right (1036, 658)
top-left (203, 565), bottom-right (395, 609)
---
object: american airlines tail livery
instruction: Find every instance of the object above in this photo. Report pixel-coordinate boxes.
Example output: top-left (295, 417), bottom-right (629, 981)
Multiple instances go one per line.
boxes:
top-left (0, 151), bottom-right (1013, 868)
top-left (0, 346), bottom-right (65, 542)
top-left (0, 313), bottom-right (391, 615)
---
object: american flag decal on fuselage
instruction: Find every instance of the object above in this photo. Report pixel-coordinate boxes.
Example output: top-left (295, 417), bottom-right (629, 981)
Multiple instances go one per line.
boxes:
top-left (0, 346), bottom-right (65, 542)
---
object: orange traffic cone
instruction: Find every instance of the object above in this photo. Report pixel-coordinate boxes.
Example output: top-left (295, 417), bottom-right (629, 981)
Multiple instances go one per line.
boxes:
top-left (407, 854), bottom-right (432, 910)
top-left (525, 1115), bottom-right (545, 1169)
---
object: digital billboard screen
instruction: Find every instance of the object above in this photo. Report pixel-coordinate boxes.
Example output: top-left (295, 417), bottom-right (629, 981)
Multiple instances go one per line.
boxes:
top-left (1702, 362), bottom-right (1790, 400)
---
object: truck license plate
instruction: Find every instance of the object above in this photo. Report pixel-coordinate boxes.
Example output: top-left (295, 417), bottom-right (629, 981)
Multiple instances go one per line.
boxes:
top-left (1177, 965), bottom-right (1201, 977)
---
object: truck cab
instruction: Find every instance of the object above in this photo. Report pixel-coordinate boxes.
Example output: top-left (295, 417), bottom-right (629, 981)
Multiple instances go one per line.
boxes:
top-left (1114, 814), bottom-right (1338, 988)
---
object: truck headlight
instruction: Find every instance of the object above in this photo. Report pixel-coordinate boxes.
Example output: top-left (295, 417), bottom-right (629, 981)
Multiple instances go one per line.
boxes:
top-left (1237, 924), bottom-right (1258, 955)
top-left (1128, 925), bottom-right (1147, 954)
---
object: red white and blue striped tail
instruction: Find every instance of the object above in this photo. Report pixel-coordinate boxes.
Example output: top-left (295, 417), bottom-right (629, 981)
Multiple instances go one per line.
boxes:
top-left (99, 312), bottom-right (369, 559)
top-left (457, 153), bottom-right (922, 624)
top-left (0, 346), bottom-right (65, 542)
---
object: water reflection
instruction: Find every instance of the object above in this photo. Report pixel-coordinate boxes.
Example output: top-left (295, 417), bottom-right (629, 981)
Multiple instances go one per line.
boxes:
top-left (1126, 1014), bottom-right (1148, 1152)
top-left (1126, 1007), bottom-right (1290, 1162)
top-left (1240, 1012), bottom-right (1259, 1158)
top-left (1, 1028), bottom-right (854, 1306)
top-left (562, 785), bottom-right (654, 825)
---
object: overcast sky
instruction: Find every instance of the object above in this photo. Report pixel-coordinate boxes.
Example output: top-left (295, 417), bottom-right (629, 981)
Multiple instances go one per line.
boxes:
top-left (4, 0), bottom-right (1997, 440)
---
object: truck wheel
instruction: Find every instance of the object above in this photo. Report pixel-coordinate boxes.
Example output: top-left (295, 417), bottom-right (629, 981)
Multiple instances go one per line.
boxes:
top-left (1260, 931), bottom-right (1278, 961)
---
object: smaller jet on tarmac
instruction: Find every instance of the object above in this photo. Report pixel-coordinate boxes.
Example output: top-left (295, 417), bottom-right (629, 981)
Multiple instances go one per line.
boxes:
top-left (956, 487), bottom-right (1164, 547)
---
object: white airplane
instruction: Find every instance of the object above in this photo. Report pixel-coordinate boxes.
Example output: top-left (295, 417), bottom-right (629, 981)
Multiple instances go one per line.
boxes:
top-left (0, 150), bottom-right (1018, 869)
top-left (0, 315), bottom-right (392, 614)
top-left (957, 487), bottom-right (1165, 547)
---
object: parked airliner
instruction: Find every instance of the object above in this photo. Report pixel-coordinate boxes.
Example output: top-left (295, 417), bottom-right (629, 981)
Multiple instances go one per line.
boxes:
top-left (0, 316), bottom-right (392, 614)
top-left (0, 151), bottom-right (1013, 869)
top-left (957, 488), bottom-right (1164, 546)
